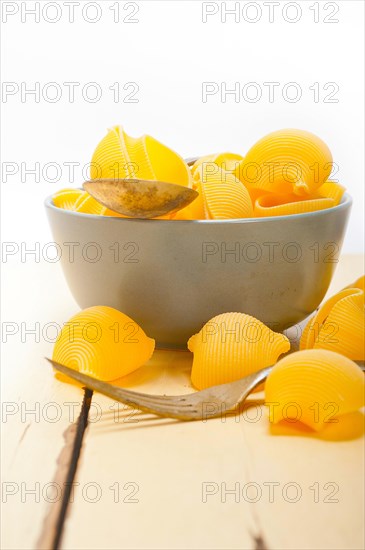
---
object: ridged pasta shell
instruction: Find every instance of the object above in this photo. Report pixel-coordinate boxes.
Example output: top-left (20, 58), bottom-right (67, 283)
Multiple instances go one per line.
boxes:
top-left (74, 192), bottom-right (105, 215)
top-left (265, 349), bottom-right (365, 431)
top-left (317, 180), bottom-right (345, 205)
top-left (172, 181), bottom-right (207, 220)
top-left (91, 126), bottom-right (192, 186)
top-left (196, 166), bottom-right (253, 219)
top-left (52, 188), bottom-right (84, 211)
top-left (235, 129), bottom-right (333, 196)
top-left (300, 287), bottom-right (365, 360)
top-left (53, 306), bottom-right (155, 381)
top-left (191, 152), bottom-right (244, 176)
top-left (188, 312), bottom-right (290, 390)
top-left (254, 193), bottom-right (334, 217)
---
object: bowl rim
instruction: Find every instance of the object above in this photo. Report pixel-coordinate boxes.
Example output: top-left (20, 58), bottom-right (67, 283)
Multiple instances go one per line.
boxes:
top-left (44, 192), bottom-right (352, 224)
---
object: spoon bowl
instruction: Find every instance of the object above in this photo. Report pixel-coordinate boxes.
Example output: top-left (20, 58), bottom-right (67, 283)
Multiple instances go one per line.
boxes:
top-left (83, 179), bottom-right (199, 219)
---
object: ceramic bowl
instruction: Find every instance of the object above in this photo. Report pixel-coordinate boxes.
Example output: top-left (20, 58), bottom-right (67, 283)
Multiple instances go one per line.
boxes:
top-left (45, 194), bottom-right (352, 348)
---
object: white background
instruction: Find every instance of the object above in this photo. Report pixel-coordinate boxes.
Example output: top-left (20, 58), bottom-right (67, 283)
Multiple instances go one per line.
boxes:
top-left (1, 0), bottom-right (364, 252)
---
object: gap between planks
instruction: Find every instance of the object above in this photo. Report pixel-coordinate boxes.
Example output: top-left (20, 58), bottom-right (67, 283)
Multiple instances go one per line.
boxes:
top-left (36, 388), bottom-right (93, 550)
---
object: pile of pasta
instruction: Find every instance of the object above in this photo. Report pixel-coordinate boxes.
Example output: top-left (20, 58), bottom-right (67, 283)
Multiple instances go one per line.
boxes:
top-left (53, 127), bottom-right (345, 219)
top-left (53, 276), bottom-right (364, 433)
top-left (188, 275), bottom-right (364, 431)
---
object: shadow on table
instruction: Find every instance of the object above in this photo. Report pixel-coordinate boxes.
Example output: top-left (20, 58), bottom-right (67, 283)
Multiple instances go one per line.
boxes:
top-left (91, 413), bottom-right (184, 433)
top-left (268, 411), bottom-right (365, 441)
top-left (90, 398), bottom-right (265, 434)
top-left (53, 349), bottom-right (193, 391)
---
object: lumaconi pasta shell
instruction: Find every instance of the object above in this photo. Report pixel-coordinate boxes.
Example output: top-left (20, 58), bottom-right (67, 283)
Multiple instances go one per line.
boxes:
top-left (144, 135), bottom-right (192, 187)
top-left (265, 349), bottom-right (365, 431)
top-left (91, 126), bottom-right (192, 186)
top-left (317, 180), bottom-right (345, 206)
top-left (53, 306), bottom-right (155, 381)
top-left (300, 287), bottom-right (365, 360)
top-left (253, 193), bottom-right (335, 217)
top-left (52, 188), bottom-right (84, 211)
top-left (90, 126), bottom-right (153, 180)
top-left (235, 129), bottom-right (333, 196)
top-left (172, 181), bottom-right (207, 220)
top-left (250, 178), bottom-right (344, 217)
top-left (188, 312), bottom-right (290, 390)
top-left (195, 166), bottom-right (253, 219)
top-left (74, 192), bottom-right (105, 215)
top-left (191, 152), bottom-right (244, 176)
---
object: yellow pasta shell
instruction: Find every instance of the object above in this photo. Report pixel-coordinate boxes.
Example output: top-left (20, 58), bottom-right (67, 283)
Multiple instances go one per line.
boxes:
top-left (300, 287), bottom-right (365, 360)
top-left (191, 152), bottom-right (244, 176)
top-left (52, 188), bottom-right (84, 211)
top-left (74, 192), bottom-right (105, 215)
top-left (91, 126), bottom-right (191, 186)
top-left (265, 349), bottom-right (365, 431)
top-left (196, 166), bottom-right (253, 219)
top-left (253, 193), bottom-right (334, 217)
top-left (173, 181), bottom-right (207, 220)
top-left (53, 306), bottom-right (155, 381)
top-left (344, 275), bottom-right (364, 291)
top-left (188, 312), bottom-right (290, 390)
top-left (317, 180), bottom-right (345, 206)
top-left (235, 129), bottom-right (332, 196)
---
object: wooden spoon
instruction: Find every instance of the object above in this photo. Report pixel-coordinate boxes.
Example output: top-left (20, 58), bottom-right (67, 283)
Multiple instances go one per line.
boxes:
top-left (83, 179), bottom-right (199, 219)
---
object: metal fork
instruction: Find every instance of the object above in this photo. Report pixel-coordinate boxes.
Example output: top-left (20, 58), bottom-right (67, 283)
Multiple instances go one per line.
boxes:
top-left (47, 359), bottom-right (365, 422)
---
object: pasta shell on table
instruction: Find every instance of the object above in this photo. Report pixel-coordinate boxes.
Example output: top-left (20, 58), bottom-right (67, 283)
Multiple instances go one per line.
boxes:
top-left (191, 152), bottom-right (244, 176)
top-left (52, 188), bottom-right (84, 211)
top-left (300, 287), bottom-right (365, 360)
top-left (235, 129), bottom-right (333, 196)
top-left (188, 312), bottom-right (290, 390)
top-left (53, 306), bottom-right (155, 382)
top-left (265, 349), bottom-right (365, 432)
top-left (91, 126), bottom-right (192, 186)
top-left (195, 166), bottom-right (253, 219)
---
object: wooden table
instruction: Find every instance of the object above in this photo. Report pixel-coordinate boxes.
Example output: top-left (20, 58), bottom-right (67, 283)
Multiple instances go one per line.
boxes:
top-left (1, 255), bottom-right (364, 550)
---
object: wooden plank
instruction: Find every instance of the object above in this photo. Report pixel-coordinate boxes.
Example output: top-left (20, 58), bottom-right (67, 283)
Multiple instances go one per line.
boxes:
top-left (0, 262), bottom-right (87, 550)
top-left (60, 255), bottom-right (365, 550)
top-left (1, 255), bottom-right (363, 548)
top-left (36, 389), bottom-right (93, 550)
top-left (59, 370), bottom-right (260, 550)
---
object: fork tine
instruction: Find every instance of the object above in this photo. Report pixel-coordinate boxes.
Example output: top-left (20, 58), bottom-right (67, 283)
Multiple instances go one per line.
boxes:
top-left (101, 392), bottom-right (196, 419)
top-left (113, 392), bottom-right (193, 408)
top-left (101, 393), bottom-right (196, 420)
top-left (102, 386), bottom-right (189, 404)
top-left (47, 358), bottom-right (196, 415)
